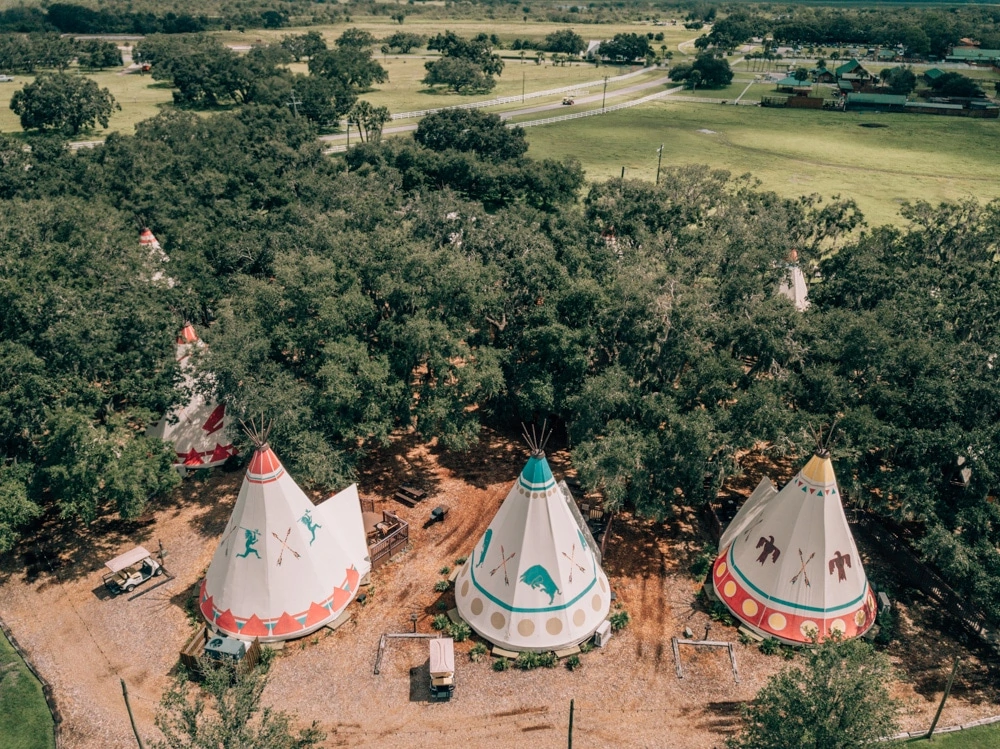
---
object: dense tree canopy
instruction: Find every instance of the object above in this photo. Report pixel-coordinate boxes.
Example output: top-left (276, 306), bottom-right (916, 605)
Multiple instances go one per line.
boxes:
top-left (2, 87), bottom-right (1000, 631)
top-left (729, 637), bottom-right (899, 749)
top-left (598, 33), bottom-right (650, 62)
top-left (545, 29), bottom-right (585, 54)
top-left (424, 31), bottom-right (503, 93)
top-left (10, 72), bottom-right (119, 133)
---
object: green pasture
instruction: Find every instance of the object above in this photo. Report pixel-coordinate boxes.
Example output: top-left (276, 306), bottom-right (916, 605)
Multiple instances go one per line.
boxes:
top-left (524, 100), bottom-right (1000, 227)
top-left (906, 723), bottom-right (1000, 747)
top-left (0, 68), bottom-right (174, 136)
top-left (358, 56), bottom-right (651, 115)
top-left (0, 631), bottom-right (55, 749)
top-left (214, 20), bottom-right (697, 53)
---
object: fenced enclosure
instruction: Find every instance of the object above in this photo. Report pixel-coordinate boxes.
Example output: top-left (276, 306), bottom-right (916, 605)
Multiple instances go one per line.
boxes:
top-left (368, 512), bottom-right (410, 571)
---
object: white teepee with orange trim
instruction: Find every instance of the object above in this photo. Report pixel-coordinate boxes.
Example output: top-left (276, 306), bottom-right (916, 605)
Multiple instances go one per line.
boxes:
top-left (200, 440), bottom-right (370, 642)
top-left (146, 323), bottom-right (235, 469)
top-left (777, 249), bottom-right (809, 311)
top-left (139, 227), bottom-right (175, 288)
top-left (712, 449), bottom-right (876, 645)
top-left (455, 432), bottom-right (611, 652)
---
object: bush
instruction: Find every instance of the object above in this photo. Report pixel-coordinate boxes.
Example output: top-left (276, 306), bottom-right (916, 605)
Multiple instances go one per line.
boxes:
top-left (874, 608), bottom-right (895, 646)
top-left (432, 614), bottom-right (450, 631)
top-left (538, 651), bottom-right (557, 668)
top-left (439, 566), bottom-right (451, 575)
top-left (609, 610), bottom-right (630, 632)
top-left (580, 640), bottom-right (594, 654)
top-left (492, 657), bottom-right (509, 672)
top-left (455, 556), bottom-right (467, 565)
top-left (759, 637), bottom-right (781, 656)
top-left (709, 602), bottom-right (736, 627)
top-left (434, 579), bottom-right (450, 592)
top-left (738, 630), bottom-right (754, 646)
top-left (470, 642), bottom-right (488, 662)
top-left (515, 651), bottom-right (541, 670)
top-left (448, 621), bottom-right (471, 642)
top-left (689, 551), bottom-right (714, 580)
top-left (565, 654), bottom-right (581, 671)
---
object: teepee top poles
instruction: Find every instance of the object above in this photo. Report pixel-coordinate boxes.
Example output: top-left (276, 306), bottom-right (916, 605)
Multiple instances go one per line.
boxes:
top-left (808, 420), bottom-right (839, 459)
top-left (521, 420), bottom-right (552, 457)
top-left (240, 415), bottom-right (273, 448)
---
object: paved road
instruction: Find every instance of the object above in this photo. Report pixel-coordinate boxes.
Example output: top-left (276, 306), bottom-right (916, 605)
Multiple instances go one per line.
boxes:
top-left (319, 74), bottom-right (673, 143)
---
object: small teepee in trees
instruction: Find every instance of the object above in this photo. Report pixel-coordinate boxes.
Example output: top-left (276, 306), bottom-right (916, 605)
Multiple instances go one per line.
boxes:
top-left (200, 422), bottom-right (370, 642)
top-left (455, 426), bottom-right (612, 652)
top-left (777, 249), bottom-right (809, 311)
top-left (146, 323), bottom-right (235, 469)
top-left (712, 433), bottom-right (876, 645)
top-left (139, 227), bottom-right (175, 288)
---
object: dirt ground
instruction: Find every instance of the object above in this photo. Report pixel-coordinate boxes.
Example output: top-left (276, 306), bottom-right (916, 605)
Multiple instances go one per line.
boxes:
top-left (1, 428), bottom-right (998, 748)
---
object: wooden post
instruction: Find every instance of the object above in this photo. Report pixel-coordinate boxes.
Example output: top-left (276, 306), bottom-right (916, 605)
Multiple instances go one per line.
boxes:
top-left (568, 698), bottom-right (574, 749)
top-left (121, 678), bottom-right (145, 749)
top-left (927, 657), bottom-right (960, 740)
top-left (655, 144), bottom-right (664, 186)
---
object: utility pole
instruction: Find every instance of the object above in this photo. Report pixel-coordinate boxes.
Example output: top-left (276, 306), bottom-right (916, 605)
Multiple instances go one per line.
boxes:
top-left (121, 679), bottom-right (145, 749)
top-left (286, 90), bottom-right (302, 117)
top-left (602, 76), bottom-right (608, 113)
top-left (655, 144), bottom-right (664, 185)
top-left (927, 657), bottom-right (961, 740)
top-left (568, 699), bottom-right (574, 749)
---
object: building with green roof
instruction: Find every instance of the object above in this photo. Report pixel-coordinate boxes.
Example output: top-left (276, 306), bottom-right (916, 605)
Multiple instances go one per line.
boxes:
top-left (946, 47), bottom-right (1000, 63)
top-left (845, 93), bottom-right (907, 112)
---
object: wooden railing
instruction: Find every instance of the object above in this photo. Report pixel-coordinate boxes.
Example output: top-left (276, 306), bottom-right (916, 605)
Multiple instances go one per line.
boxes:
top-left (368, 512), bottom-right (409, 571)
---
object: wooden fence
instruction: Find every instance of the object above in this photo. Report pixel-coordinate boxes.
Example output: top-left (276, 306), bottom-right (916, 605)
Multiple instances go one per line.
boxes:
top-left (369, 512), bottom-right (410, 571)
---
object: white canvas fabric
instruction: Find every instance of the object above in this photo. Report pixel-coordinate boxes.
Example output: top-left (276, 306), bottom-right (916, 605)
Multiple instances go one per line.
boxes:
top-left (146, 323), bottom-right (235, 468)
top-left (455, 452), bottom-right (611, 652)
top-left (200, 445), bottom-right (371, 642)
top-left (712, 451), bottom-right (877, 644)
top-left (139, 228), bottom-right (176, 287)
top-left (317, 484), bottom-right (369, 573)
top-left (718, 477), bottom-right (778, 553)
top-left (778, 263), bottom-right (810, 311)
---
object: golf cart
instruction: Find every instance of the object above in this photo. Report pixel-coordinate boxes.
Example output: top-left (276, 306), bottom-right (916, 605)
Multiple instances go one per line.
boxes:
top-left (102, 546), bottom-right (162, 595)
top-left (429, 637), bottom-right (455, 701)
top-left (562, 97), bottom-right (575, 105)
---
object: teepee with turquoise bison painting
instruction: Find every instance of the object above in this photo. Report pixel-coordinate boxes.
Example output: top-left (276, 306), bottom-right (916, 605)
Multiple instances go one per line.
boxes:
top-left (455, 426), bottom-right (611, 652)
top-left (199, 422), bottom-right (370, 642)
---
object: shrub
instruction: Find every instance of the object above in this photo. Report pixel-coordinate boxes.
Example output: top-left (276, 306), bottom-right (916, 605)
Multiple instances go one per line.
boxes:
top-left (470, 642), bottom-right (488, 662)
top-left (455, 556), bottom-right (467, 565)
top-left (565, 654), bottom-right (581, 671)
top-left (580, 640), bottom-right (594, 654)
top-left (538, 652), bottom-right (557, 668)
top-left (492, 657), bottom-right (509, 672)
top-left (875, 608), bottom-right (895, 646)
top-left (432, 614), bottom-right (450, 631)
top-left (759, 637), bottom-right (781, 656)
top-left (738, 630), bottom-right (754, 646)
top-left (439, 566), bottom-right (451, 575)
top-left (434, 579), bottom-right (450, 592)
top-left (709, 602), bottom-right (736, 626)
top-left (515, 651), bottom-right (541, 670)
top-left (609, 610), bottom-right (630, 632)
top-left (448, 621), bottom-right (471, 642)
top-left (689, 551), bottom-right (715, 580)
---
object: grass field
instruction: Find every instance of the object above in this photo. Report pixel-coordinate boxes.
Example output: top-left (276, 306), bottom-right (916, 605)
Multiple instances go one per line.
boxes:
top-left (0, 69), bottom-right (174, 136)
top-left (214, 20), bottom-right (697, 53)
top-left (524, 100), bottom-right (1000, 226)
top-left (0, 632), bottom-right (55, 749)
top-left (906, 723), bottom-right (1000, 747)
top-left (357, 56), bottom-right (650, 115)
